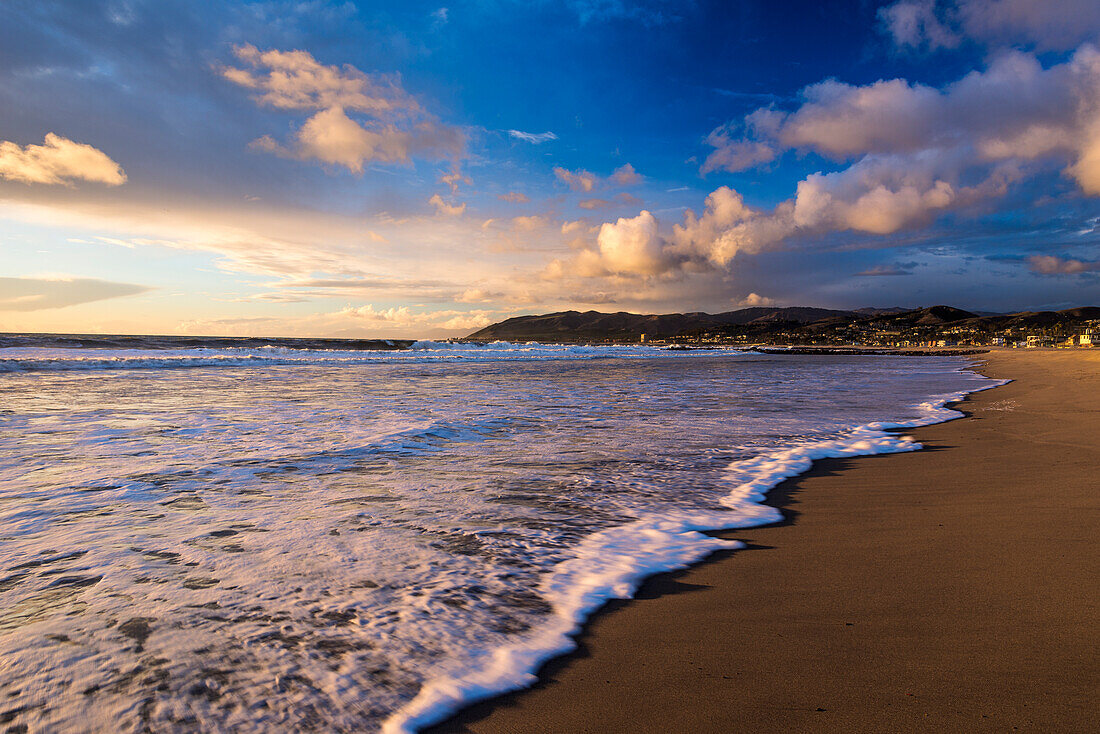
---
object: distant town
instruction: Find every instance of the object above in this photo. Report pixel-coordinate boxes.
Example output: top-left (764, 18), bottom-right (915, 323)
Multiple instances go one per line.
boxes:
top-left (465, 306), bottom-right (1100, 349)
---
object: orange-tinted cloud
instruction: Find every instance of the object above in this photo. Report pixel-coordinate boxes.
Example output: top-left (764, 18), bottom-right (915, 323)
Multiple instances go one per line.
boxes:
top-left (0, 134), bottom-right (126, 186)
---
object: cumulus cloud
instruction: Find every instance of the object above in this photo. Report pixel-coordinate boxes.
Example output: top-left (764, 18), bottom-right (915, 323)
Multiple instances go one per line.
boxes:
top-left (498, 191), bottom-right (530, 203)
top-left (553, 166), bottom-right (597, 192)
top-left (224, 45), bottom-right (463, 172)
top-left (0, 134), bottom-right (126, 186)
top-left (507, 130), bottom-right (558, 144)
top-left (879, 0), bottom-right (1100, 52)
top-left (0, 276), bottom-right (148, 311)
top-left (1027, 255), bottom-right (1100, 274)
top-left (555, 164), bottom-right (643, 194)
top-left (586, 210), bottom-right (671, 276)
top-left (670, 187), bottom-right (800, 268)
top-left (706, 49), bottom-right (1100, 172)
top-left (705, 46), bottom-right (1100, 208)
top-left (428, 193), bottom-right (466, 216)
top-left (547, 210), bottom-right (683, 278)
top-left (610, 163), bottom-right (643, 185)
top-left (553, 154), bottom-right (997, 281)
top-left (738, 293), bottom-right (777, 306)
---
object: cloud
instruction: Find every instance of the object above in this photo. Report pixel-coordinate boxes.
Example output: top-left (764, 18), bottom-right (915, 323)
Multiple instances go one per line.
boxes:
top-left (578, 192), bottom-right (643, 209)
top-left (878, 0), bottom-right (1100, 52)
top-left (337, 304), bottom-right (493, 331)
top-left (428, 193), bottom-right (466, 216)
top-left (176, 305), bottom-right (496, 338)
top-left (704, 46), bottom-right (1100, 203)
top-left (511, 215), bottom-right (547, 231)
top-left (498, 191), bottom-right (530, 203)
top-left (701, 137), bottom-right (776, 175)
top-left (440, 168), bottom-right (472, 194)
top-left (568, 0), bottom-right (684, 26)
top-left (0, 276), bottom-right (148, 311)
top-left (0, 134), bottom-right (126, 186)
top-left (877, 0), bottom-right (961, 51)
top-left (610, 163), bottom-right (643, 185)
top-left (223, 44), bottom-right (418, 114)
top-left (224, 45), bottom-right (464, 172)
top-left (585, 210), bottom-right (678, 276)
top-left (1027, 255), bottom-right (1100, 274)
top-left (700, 108), bottom-right (785, 174)
top-left (856, 264), bottom-right (915, 276)
top-left (507, 130), bottom-right (558, 144)
top-left (706, 50), bottom-right (1100, 169)
top-left (553, 166), bottom-right (597, 192)
top-left (738, 293), bottom-right (777, 306)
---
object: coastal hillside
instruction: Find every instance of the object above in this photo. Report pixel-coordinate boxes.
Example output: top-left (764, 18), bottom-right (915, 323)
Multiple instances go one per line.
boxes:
top-left (464, 307), bottom-right (856, 342)
top-left (464, 306), bottom-right (1100, 346)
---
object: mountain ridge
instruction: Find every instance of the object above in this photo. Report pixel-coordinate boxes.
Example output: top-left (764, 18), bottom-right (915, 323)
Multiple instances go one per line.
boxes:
top-left (465, 306), bottom-right (1100, 344)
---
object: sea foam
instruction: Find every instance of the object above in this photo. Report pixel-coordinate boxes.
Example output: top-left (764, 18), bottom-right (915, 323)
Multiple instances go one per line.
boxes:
top-left (0, 345), bottom-right (1002, 732)
top-left (383, 377), bottom-right (1007, 734)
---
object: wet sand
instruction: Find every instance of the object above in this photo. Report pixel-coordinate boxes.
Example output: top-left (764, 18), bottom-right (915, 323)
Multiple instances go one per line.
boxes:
top-left (430, 350), bottom-right (1099, 733)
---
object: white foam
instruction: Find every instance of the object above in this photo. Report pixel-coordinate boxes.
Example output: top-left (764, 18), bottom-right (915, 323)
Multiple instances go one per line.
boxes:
top-left (382, 376), bottom-right (1008, 734)
top-left (0, 351), bottom-right (1003, 732)
top-left (0, 342), bottom-right (751, 372)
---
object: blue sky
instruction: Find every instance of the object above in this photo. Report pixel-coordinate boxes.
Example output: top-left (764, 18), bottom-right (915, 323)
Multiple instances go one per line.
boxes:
top-left (2, 0), bottom-right (1099, 336)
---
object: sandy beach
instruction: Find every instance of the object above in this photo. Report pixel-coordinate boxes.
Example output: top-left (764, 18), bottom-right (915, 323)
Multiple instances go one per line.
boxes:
top-left (430, 350), bottom-right (1099, 733)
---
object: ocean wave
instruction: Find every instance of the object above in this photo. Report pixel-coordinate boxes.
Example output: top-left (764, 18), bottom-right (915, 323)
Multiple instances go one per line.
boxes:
top-left (0, 343), bottom-right (749, 372)
top-left (382, 375), bottom-right (1009, 733)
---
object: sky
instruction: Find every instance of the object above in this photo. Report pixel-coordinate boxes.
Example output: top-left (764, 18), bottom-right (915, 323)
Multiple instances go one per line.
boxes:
top-left (2, 0), bottom-right (1100, 337)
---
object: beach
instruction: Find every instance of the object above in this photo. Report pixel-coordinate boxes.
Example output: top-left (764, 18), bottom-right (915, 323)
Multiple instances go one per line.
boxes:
top-left (431, 350), bottom-right (1099, 733)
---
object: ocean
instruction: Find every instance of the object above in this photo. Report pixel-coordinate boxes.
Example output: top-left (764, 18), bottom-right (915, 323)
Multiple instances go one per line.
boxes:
top-left (0, 338), bottom-right (999, 732)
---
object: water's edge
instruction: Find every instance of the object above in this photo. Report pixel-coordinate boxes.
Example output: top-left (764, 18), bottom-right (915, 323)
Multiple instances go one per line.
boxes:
top-left (384, 365), bottom-right (1011, 734)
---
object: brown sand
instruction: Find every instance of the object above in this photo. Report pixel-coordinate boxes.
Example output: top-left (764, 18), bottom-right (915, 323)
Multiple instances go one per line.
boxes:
top-left (430, 350), bottom-right (1099, 733)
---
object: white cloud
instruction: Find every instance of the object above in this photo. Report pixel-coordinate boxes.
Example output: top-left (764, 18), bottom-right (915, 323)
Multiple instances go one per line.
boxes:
top-left (498, 191), bottom-right (530, 203)
top-left (738, 293), bottom-right (777, 306)
top-left (507, 130), bottom-right (558, 144)
top-left (223, 44), bottom-right (418, 114)
top-left (553, 210), bottom-right (677, 277)
top-left (224, 45), bottom-right (463, 172)
top-left (704, 46), bottom-right (1100, 204)
top-left (0, 134), bottom-right (126, 186)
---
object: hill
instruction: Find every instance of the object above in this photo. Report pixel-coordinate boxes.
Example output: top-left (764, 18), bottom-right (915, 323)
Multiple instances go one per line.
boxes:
top-left (465, 307), bottom-right (856, 342)
top-left (464, 306), bottom-right (1100, 346)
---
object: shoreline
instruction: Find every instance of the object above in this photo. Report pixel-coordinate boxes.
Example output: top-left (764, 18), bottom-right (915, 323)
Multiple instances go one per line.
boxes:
top-left (427, 350), bottom-right (1098, 733)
